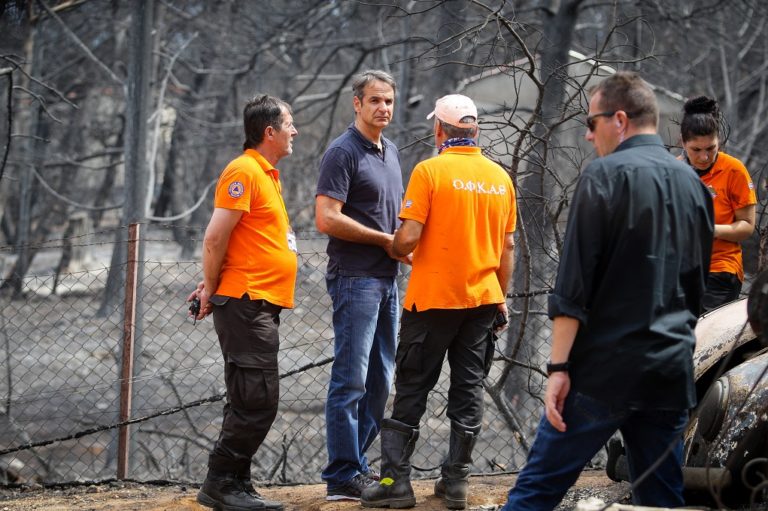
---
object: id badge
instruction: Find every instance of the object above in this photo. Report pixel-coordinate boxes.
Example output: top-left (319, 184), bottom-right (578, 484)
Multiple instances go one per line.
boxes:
top-left (287, 231), bottom-right (297, 253)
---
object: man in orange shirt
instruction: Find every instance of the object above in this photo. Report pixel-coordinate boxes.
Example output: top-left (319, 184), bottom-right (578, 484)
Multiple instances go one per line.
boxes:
top-left (362, 94), bottom-right (516, 510)
top-left (188, 94), bottom-right (298, 511)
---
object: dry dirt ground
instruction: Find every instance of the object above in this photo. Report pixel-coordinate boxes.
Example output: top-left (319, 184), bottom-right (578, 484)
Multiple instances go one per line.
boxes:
top-left (0, 471), bottom-right (629, 511)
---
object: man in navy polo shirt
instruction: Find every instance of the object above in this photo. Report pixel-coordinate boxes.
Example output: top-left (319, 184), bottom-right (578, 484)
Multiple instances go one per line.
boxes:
top-left (315, 69), bottom-right (406, 501)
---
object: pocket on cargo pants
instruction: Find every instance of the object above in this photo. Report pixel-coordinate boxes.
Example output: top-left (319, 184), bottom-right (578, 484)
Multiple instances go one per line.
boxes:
top-left (225, 352), bottom-right (279, 410)
top-left (395, 329), bottom-right (427, 374)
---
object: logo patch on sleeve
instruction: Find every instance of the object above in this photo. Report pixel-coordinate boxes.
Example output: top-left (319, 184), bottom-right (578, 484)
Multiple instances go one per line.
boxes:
top-left (404, 199), bottom-right (413, 209)
top-left (228, 181), bottom-right (244, 198)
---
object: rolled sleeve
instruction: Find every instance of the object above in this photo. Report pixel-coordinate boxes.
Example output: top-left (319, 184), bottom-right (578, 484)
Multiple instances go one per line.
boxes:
top-left (548, 293), bottom-right (588, 323)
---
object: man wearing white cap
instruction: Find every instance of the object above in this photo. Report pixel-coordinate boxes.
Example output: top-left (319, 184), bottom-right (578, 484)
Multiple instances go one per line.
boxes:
top-left (361, 94), bottom-right (517, 510)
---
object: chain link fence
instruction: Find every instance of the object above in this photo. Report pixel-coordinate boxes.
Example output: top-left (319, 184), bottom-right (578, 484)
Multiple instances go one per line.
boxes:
top-left (0, 224), bottom-right (555, 485)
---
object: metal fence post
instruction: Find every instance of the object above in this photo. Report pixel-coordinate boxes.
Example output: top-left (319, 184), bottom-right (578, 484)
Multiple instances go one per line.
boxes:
top-left (117, 223), bottom-right (140, 479)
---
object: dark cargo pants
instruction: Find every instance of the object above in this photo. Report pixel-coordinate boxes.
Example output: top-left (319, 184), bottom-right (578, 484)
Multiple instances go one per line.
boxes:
top-left (702, 271), bottom-right (741, 312)
top-left (391, 304), bottom-right (497, 427)
top-left (207, 295), bottom-right (281, 474)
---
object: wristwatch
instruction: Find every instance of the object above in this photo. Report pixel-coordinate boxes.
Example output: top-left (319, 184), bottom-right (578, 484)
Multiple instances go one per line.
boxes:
top-left (546, 361), bottom-right (570, 375)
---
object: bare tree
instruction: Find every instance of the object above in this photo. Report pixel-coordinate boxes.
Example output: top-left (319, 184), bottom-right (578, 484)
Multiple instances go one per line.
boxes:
top-left (2, 0), bottom-right (768, 480)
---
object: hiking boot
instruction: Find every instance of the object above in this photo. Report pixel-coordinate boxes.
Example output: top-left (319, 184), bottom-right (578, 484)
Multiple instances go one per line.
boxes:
top-left (326, 473), bottom-right (375, 501)
top-left (197, 470), bottom-right (265, 510)
top-left (363, 468), bottom-right (381, 481)
top-left (239, 476), bottom-right (284, 510)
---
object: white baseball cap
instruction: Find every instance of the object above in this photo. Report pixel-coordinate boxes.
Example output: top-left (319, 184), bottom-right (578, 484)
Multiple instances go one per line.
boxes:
top-left (426, 94), bottom-right (478, 128)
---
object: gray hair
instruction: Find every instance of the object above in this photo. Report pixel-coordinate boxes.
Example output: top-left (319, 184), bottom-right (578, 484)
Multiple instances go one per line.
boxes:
top-left (439, 118), bottom-right (477, 139)
top-left (351, 69), bottom-right (397, 101)
top-left (590, 71), bottom-right (658, 129)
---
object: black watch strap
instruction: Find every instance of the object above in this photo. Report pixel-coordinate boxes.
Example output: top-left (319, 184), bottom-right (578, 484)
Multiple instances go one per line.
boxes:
top-left (546, 361), bottom-right (570, 375)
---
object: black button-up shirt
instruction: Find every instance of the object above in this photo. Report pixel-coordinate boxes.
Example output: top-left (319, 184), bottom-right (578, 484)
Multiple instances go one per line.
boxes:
top-left (549, 134), bottom-right (714, 410)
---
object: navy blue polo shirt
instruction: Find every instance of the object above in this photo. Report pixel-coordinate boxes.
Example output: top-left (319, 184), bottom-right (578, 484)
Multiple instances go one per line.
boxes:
top-left (316, 124), bottom-right (403, 277)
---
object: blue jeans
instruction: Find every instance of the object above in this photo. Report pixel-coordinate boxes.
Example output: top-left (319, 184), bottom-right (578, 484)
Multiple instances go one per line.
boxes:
top-left (503, 391), bottom-right (688, 511)
top-left (322, 275), bottom-right (398, 488)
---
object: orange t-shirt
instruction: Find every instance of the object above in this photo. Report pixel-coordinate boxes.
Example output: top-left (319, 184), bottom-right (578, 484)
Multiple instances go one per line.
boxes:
top-left (700, 152), bottom-right (756, 281)
top-left (213, 149), bottom-right (298, 308)
top-left (400, 146), bottom-right (517, 311)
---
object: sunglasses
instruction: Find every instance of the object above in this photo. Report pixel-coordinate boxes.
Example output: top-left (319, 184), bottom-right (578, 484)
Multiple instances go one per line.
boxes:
top-left (585, 111), bottom-right (616, 131)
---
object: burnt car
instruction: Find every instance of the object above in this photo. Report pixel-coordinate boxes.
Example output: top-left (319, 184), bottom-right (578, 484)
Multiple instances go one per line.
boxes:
top-left (606, 296), bottom-right (768, 507)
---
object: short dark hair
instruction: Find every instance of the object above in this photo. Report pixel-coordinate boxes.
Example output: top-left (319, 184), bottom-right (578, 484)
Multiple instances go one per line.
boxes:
top-left (439, 118), bottom-right (477, 139)
top-left (680, 95), bottom-right (721, 142)
top-left (243, 95), bottom-right (291, 151)
top-left (591, 71), bottom-right (658, 129)
top-left (351, 69), bottom-right (397, 102)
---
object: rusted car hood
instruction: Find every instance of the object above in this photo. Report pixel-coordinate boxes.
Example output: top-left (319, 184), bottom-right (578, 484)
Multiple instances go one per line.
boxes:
top-left (708, 350), bottom-right (768, 465)
top-left (693, 299), bottom-right (755, 380)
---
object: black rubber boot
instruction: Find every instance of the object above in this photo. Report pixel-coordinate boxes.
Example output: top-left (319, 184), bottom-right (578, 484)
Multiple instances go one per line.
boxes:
top-left (197, 470), bottom-right (265, 510)
top-left (237, 470), bottom-right (284, 511)
top-left (434, 421), bottom-right (481, 510)
top-left (361, 418), bottom-right (419, 508)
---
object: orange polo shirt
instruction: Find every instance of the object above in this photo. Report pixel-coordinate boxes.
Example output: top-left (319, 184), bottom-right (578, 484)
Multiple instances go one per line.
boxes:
top-left (400, 146), bottom-right (517, 311)
top-left (700, 152), bottom-right (756, 281)
top-left (213, 149), bottom-right (298, 308)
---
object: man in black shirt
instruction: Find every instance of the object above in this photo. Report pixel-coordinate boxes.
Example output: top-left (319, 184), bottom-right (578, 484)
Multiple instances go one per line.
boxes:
top-left (501, 72), bottom-right (714, 510)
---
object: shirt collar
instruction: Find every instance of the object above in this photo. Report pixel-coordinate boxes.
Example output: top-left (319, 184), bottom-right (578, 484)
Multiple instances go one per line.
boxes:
top-left (440, 146), bottom-right (482, 155)
top-left (348, 124), bottom-right (387, 154)
top-left (613, 134), bottom-right (664, 153)
top-left (244, 148), bottom-right (279, 177)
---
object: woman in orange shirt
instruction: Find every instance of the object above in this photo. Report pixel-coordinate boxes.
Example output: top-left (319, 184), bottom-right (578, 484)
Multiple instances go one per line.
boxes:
top-left (680, 96), bottom-right (757, 312)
